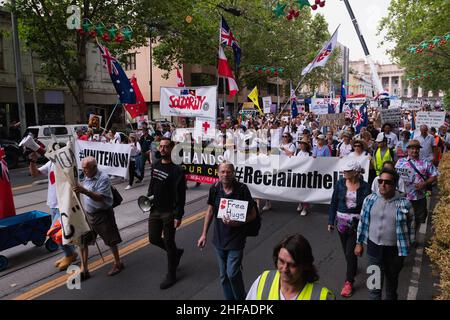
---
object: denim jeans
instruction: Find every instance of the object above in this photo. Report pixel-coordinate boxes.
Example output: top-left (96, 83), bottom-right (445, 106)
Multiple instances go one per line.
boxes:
top-left (367, 241), bottom-right (405, 300)
top-left (50, 208), bottom-right (75, 257)
top-left (214, 248), bottom-right (246, 300)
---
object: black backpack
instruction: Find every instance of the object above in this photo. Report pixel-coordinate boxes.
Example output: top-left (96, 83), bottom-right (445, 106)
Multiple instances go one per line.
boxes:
top-left (211, 181), bottom-right (261, 237)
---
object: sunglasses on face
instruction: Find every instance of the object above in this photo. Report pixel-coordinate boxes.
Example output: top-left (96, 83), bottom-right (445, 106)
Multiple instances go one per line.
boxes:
top-left (378, 179), bottom-right (394, 185)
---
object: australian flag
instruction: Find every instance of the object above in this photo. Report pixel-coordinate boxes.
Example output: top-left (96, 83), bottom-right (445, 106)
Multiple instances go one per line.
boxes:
top-left (353, 103), bottom-right (368, 134)
top-left (339, 79), bottom-right (346, 113)
top-left (98, 43), bottom-right (136, 104)
top-left (220, 16), bottom-right (241, 67)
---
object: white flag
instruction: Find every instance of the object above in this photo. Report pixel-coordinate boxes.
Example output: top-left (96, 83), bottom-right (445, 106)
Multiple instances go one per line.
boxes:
top-left (301, 26), bottom-right (339, 76)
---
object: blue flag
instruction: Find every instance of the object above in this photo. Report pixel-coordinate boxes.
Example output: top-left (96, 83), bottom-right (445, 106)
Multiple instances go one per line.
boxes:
top-left (353, 103), bottom-right (368, 134)
top-left (290, 82), bottom-right (298, 118)
top-left (98, 43), bottom-right (136, 104)
top-left (339, 79), bottom-right (346, 113)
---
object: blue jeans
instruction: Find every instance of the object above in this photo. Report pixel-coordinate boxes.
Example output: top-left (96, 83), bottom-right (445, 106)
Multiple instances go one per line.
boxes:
top-left (50, 208), bottom-right (75, 257)
top-left (214, 248), bottom-right (246, 300)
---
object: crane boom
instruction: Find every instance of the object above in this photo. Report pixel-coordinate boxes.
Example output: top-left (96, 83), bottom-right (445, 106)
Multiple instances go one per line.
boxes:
top-left (341, 0), bottom-right (384, 96)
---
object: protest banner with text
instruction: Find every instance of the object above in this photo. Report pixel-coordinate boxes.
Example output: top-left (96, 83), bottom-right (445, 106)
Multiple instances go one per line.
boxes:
top-left (416, 112), bottom-right (446, 128)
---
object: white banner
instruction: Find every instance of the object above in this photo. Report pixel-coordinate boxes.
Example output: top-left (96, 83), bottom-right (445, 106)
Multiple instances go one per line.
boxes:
top-left (45, 141), bottom-right (90, 245)
top-left (416, 111), bottom-right (446, 128)
top-left (160, 86), bottom-right (217, 119)
top-left (311, 98), bottom-right (329, 115)
top-left (229, 154), bottom-right (370, 204)
top-left (381, 108), bottom-right (402, 127)
top-left (262, 96), bottom-right (272, 114)
top-left (75, 140), bottom-right (131, 178)
top-left (194, 117), bottom-right (216, 141)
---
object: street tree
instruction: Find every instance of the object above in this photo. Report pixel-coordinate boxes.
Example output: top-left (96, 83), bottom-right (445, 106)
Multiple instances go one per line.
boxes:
top-left (378, 0), bottom-right (450, 93)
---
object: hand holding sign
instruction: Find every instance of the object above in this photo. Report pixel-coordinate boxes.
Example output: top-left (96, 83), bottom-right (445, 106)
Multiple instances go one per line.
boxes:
top-left (218, 198), bottom-right (249, 223)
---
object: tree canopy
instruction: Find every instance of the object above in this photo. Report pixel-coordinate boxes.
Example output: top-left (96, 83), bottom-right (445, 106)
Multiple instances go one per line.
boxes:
top-left (379, 0), bottom-right (450, 93)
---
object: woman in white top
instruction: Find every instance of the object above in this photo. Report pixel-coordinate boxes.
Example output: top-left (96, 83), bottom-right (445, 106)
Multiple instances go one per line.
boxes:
top-left (279, 132), bottom-right (296, 157)
top-left (337, 132), bottom-right (353, 157)
top-left (296, 137), bottom-right (312, 216)
top-left (125, 133), bottom-right (143, 190)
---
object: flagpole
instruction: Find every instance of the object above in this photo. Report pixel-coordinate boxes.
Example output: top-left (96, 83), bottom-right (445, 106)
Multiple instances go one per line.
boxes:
top-left (102, 100), bottom-right (121, 136)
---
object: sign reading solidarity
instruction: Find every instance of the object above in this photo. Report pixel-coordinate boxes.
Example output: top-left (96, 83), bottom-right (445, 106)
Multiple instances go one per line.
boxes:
top-left (194, 117), bottom-right (216, 141)
top-left (217, 198), bottom-right (249, 222)
top-left (160, 86), bottom-right (217, 119)
top-left (416, 112), bottom-right (446, 128)
top-left (75, 140), bottom-right (131, 178)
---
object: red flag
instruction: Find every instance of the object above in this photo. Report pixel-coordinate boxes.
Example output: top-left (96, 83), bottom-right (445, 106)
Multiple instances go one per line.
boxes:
top-left (218, 46), bottom-right (238, 98)
top-left (176, 67), bottom-right (185, 87)
top-left (0, 151), bottom-right (16, 219)
top-left (124, 76), bottom-right (147, 119)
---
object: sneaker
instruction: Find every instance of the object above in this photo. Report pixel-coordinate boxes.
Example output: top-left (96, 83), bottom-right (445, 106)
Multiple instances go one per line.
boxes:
top-left (297, 204), bottom-right (303, 212)
top-left (262, 202), bottom-right (272, 212)
top-left (176, 248), bottom-right (184, 268)
top-left (340, 281), bottom-right (353, 297)
top-left (160, 274), bottom-right (177, 290)
top-left (125, 185), bottom-right (132, 190)
top-left (136, 179), bottom-right (142, 183)
top-left (300, 208), bottom-right (308, 216)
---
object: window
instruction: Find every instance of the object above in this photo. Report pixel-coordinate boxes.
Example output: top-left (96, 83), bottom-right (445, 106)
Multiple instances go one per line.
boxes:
top-left (124, 53), bottom-right (136, 70)
top-left (0, 33), bottom-right (4, 70)
top-left (43, 127), bottom-right (68, 136)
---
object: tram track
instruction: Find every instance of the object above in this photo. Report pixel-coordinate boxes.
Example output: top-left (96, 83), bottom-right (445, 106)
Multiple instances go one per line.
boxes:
top-left (0, 193), bottom-right (208, 286)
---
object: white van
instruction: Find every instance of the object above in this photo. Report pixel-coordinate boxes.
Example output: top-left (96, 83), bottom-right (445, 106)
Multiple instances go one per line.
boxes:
top-left (24, 124), bottom-right (89, 148)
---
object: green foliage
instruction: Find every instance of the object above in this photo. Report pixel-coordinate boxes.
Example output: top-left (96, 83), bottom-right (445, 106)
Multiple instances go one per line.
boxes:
top-left (14, 0), bottom-right (154, 105)
top-left (378, 0), bottom-right (450, 92)
top-left (152, 0), bottom-right (338, 93)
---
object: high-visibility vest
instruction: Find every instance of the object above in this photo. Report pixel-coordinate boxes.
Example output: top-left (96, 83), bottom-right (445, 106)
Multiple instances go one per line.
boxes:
top-left (374, 148), bottom-right (393, 176)
top-left (255, 270), bottom-right (334, 300)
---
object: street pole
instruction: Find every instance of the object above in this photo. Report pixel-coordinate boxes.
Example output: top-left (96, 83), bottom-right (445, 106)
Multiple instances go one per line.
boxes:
top-left (149, 36), bottom-right (154, 121)
top-left (277, 75), bottom-right (280, 114)
top-left (11, 0), bottom-right (27, 134)
top-left (29, 48), bottom-right (39, 125)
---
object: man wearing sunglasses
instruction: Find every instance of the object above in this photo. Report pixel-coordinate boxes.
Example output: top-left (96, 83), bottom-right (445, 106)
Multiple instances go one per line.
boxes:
top-left (355, 168), bottom-right (415, 300)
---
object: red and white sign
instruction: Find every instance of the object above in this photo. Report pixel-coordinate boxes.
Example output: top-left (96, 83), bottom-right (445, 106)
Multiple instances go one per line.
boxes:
top-left (194, 117), bottom-right (216, 141)
top-left (160, 86), bottom-right (217, 119)
top-left (217, 198), bottom-right (249, 222)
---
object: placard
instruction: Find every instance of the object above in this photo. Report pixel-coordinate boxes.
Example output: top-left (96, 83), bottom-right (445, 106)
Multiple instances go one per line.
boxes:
top-left (380, 108), bottom-right (402, 127)
top-left (194, 117), bottom-right (216, 141)
top-left (310, 98), bottom-right (329, 115)
top-left (217, 198), bottom-right (249, 222)
top-left (262, 97), bottom-right (272, 114)
top-left (319, 113), bottom-right (346, 127)
top-left (415, 112), bottom-right (446, 128)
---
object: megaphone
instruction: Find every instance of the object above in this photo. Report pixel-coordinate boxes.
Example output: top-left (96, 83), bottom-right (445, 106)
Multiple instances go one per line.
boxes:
top-left (19, 135), bottom-right (46, 156)
top-left (138, 195), bottom-right (154, 213)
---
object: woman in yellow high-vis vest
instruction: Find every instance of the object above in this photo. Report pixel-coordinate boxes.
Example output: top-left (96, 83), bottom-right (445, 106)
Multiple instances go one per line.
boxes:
top-left (246, 234), bottom-right (334, 300)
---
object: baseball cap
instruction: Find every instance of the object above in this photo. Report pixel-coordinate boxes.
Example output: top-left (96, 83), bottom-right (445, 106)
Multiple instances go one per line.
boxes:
top-left (317, 134), bottom-right (325, 140)
top-left (344, 161), bottom-right (363, 173)
top-left (375, 135), bottom-right (387, 143)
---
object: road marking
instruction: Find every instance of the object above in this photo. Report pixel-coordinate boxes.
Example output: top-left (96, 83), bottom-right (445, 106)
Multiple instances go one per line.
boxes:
top-left (12, 184), bottom-right (34, 192)
top-left (13, 209), bottom-right (207, 300)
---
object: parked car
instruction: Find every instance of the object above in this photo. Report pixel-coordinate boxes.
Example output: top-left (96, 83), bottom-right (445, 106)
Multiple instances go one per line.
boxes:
top-left (0, 138), bottom-right (23, 169)
top-left (23, 124), bottom-right (89, 149)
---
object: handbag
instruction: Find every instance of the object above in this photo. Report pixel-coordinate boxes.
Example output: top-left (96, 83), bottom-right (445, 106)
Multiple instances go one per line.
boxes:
top-left (111, 185), bottom-right (123, 208)
top-left (407, 160), bottom-right (433, 192)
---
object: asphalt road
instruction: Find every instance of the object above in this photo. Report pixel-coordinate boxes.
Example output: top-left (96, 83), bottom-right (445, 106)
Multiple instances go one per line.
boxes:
top-left (1, 165), bottom-right (439, 300)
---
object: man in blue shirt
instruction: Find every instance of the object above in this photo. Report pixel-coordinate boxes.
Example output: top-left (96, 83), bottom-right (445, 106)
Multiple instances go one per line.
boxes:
top-left (73, 156), bottom-right (124, 280)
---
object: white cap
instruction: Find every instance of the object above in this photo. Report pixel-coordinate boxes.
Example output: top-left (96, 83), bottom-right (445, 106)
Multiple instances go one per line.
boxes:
top-left (344, 161), bottom-right (363, 173)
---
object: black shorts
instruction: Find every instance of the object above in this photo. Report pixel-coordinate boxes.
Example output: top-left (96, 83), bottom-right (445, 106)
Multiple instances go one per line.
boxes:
top-left (411, 198), bottom-right (428, 224)
top-left (81, 207), bottom-right (122, 247)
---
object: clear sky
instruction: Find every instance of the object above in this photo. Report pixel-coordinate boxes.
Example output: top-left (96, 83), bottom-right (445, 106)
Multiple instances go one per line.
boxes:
top-left (312, 0), bottom-right (394, 64)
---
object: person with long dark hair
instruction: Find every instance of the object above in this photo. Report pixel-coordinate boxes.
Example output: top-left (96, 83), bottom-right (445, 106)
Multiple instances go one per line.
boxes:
top-left (328, 161), bottom-right (371, 298)
top-left (246, 234), bottom-right (334, 300)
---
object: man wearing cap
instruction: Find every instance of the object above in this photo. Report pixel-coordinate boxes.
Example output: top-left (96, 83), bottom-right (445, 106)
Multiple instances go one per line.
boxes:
top-left (395, 140), bottom-right (438, 234)
top-left (372, 136), bottom-right (394, 176)
top-left (376, 123), bottom-right (398, 150)
top-left (312, 134), bottom-right (331, 158)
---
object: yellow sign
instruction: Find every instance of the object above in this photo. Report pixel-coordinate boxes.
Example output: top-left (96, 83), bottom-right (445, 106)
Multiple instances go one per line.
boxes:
top-left (242, 102), bottom-right (255, 109)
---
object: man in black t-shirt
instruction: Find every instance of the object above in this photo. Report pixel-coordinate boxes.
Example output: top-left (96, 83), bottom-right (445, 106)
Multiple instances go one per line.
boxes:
top-left (138, 122), bottom-right (154, 178)
top-left (147, 137), bottom-right (186, 289)
top-left (197, 162), bottom-right (257, 300)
